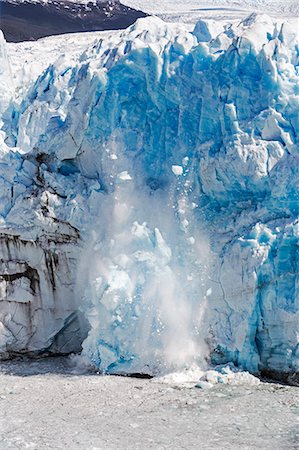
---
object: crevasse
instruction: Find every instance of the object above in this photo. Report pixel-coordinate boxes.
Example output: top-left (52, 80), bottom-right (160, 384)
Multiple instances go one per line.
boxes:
top-left (0, 15), bottom-right (298, 378)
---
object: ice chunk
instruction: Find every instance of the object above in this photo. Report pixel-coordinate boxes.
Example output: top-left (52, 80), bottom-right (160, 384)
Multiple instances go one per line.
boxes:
top-left (195, 381), bottom-right (213, 389)
top-left (171, 165), bottom-right (183, 176)
top-left (117, 171), bottom-right (132, 181)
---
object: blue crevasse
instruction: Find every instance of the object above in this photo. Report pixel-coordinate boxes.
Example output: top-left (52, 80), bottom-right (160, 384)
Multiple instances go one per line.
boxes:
top-left (0, 14), bottom-right (298, 376)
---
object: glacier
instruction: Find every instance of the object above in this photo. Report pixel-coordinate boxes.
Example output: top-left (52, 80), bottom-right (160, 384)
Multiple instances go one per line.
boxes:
top-left (0, 13), bottom-right (298, 380)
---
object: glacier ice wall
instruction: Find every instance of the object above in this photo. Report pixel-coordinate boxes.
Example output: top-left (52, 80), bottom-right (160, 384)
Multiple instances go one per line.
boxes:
top-left (0, 15), bottom-right (298, 377)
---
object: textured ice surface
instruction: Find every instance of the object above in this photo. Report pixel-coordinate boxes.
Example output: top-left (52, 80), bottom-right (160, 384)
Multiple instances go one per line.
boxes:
top-left (0, 14), bottom-right (298, 378)
top-left (122, 0), bottom-right (299, 21)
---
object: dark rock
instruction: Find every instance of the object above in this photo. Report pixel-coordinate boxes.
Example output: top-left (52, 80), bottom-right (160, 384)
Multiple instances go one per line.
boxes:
top-left (0, 0), bottom-right (147, 42)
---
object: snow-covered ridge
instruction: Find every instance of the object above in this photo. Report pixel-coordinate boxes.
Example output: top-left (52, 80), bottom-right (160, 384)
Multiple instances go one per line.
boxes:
top-left (0, 14), bottom-right (298, 380)
top-left (0, 0), bottom-right (112, 3)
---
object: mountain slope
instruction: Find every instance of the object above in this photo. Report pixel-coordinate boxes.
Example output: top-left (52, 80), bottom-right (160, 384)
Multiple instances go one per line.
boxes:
top-left (0, 0), bottom-right (146, 42)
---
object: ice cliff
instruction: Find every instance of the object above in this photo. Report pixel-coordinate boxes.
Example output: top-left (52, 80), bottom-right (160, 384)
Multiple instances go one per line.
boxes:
top-left (0, 15), bottom-right (298, 379)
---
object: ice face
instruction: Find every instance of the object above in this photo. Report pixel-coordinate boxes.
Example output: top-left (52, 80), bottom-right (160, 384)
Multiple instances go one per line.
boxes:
top-left (0, 15), bottom-right (298, 377)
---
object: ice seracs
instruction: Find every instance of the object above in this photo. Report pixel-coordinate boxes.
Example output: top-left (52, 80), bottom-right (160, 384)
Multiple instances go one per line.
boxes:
top-left (0, 14), bottom-right (298, 381)
top-left (0, 31), bottom-right (13, 115)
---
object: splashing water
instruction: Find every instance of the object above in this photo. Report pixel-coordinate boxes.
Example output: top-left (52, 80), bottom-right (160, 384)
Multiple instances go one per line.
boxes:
top-left (80, 137), bottom-right (212, 376)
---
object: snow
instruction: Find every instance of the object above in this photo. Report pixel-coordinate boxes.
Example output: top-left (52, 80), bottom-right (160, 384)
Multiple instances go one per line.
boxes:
top-left (0, 7), bottom-right (298, 381)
